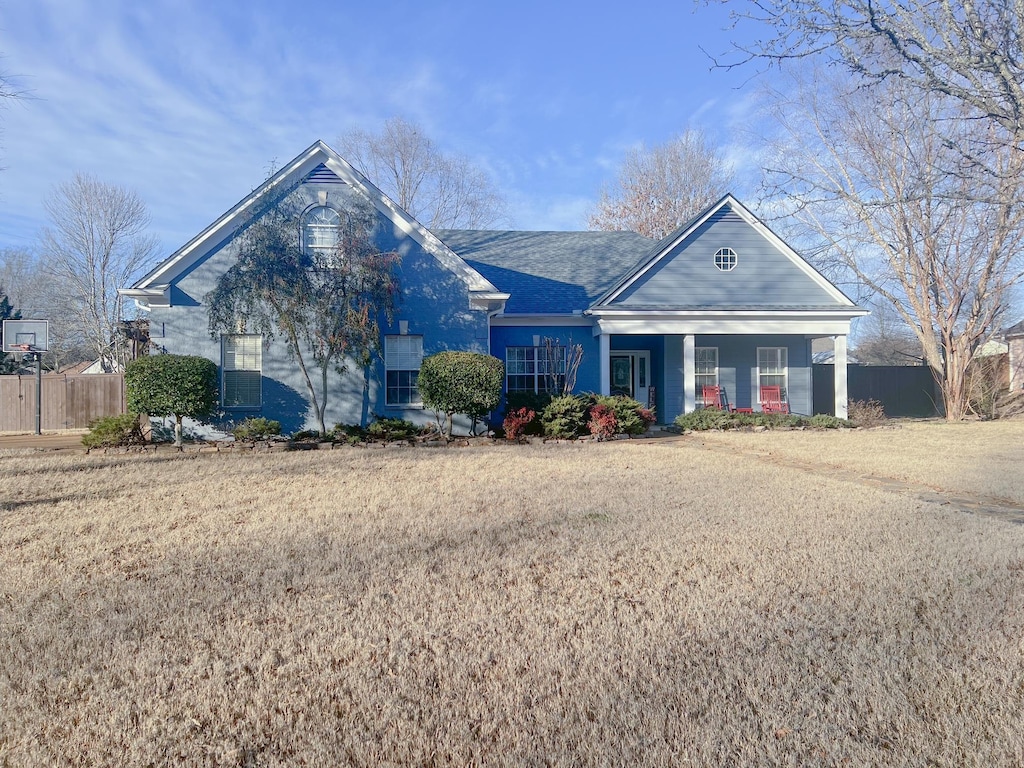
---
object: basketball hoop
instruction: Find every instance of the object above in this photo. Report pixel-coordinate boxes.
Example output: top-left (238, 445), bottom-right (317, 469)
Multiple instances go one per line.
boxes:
top-left (12, 344), bottom-right (32, 352)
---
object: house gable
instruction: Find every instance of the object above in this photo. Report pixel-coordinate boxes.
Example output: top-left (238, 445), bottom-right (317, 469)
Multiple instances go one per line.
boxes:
top-left (123, 140), bottom-right (504, 310)
top-left (594, 195), bottom-right (856, 311)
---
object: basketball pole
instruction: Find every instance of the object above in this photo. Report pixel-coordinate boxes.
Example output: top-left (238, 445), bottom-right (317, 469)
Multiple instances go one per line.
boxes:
top-left (34, 352), bottom-right (41, 435)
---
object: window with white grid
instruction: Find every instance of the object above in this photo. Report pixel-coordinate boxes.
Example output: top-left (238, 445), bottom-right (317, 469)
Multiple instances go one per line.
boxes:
top-left (222, 334), bottom-right (262, 408)
top-left (385, 335), bottom-right (423, 406)
top-left (757, 347), bottom-right (788, 400)
top-left (505, 345), bottom-right (565, 393)
top-left (696, 347), bottom-right (719, 406)
top-left (304, 206), bottom-right (342, 268)
top-left (714, 247), bottom-right (737, 271)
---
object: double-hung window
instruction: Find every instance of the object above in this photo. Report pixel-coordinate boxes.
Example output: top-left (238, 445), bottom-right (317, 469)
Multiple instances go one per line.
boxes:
top-left (695, 347), bottom-right (719, 407)
top-left (757, 347), bottom-right (788, 400)
top-left (304, 206), bottom-right (342, 268)
top-left (385, 335), bottom-right (423, 406)
top-left (222, 334), bottom-right (262, 408)
top-left (506, 345), bottom-right (565, 394)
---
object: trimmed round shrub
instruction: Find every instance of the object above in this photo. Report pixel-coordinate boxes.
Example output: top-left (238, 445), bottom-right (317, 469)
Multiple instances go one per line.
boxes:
top-left (809, 413), bottom-right (850, 429)
top-left (418, 351), bottom-right (503, 437)
top-left (125, 354), bottom-right (219, 445)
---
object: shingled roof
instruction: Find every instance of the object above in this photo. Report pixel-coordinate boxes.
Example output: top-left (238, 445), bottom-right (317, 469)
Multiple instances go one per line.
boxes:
top-left (434, 230), bottom-right (656, 314)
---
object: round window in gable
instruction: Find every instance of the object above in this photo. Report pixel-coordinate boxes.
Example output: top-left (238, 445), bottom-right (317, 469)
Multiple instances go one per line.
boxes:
top-left (714, 247), bottom-right (737, 272)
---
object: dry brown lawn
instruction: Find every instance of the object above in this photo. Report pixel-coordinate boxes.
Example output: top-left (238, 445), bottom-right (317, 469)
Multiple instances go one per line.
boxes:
top-left (697, 418), bottom-right (1024, 506)
top-left (1, 425), bottom-right (1023, 766)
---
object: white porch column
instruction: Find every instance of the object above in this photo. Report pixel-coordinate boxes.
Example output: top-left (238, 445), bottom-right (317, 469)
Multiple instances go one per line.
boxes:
top-left (834, 334), bottom-right (848, 419)
top-left (683, 334), bottom-right (696, 413)
top-left (599, 333), bottom-right (611, 396)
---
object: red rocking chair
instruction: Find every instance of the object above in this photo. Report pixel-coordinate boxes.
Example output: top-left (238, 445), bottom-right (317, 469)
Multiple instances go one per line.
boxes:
top-left (760, 385), bottom-right (790, 414)
top-left (702, 385), bottom-right (730, 411)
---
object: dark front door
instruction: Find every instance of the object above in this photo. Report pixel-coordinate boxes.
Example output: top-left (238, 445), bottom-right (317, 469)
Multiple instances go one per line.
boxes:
top-left (611, 355), bottom-right (633, 397)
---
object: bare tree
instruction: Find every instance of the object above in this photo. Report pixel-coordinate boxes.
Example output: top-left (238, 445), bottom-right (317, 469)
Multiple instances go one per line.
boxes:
top-left (588, 129), bottom-right (734, 239)
top-left (763, 70), bottom-right (1024, 419)
top-left (715, 0), bottom-right (1024, 140)
top-left (0, 248), bottom-right (91, 370)
top-left (39, 174), bottom-right (158, 371)
top-left (0, 249), bottom-right (42, 315)
top-left (852, 300), bottom-right (924, 366)
top-left (207, 194), bottom-right (400, 436)
top-left (338, 117), bottom-right (507, 230)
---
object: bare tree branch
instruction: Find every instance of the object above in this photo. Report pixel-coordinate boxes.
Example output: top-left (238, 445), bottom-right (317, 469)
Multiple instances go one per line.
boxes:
top-left (338, 117), bottom-right (508, 230)
top-left (712, 0), bottom-right (1024, 139)
top-left (761, 69), bottom-right (1024, 418)
top-left (587, 129), bottom-right (733, 239)
top-left (39, 174), bottom-right (158, 371)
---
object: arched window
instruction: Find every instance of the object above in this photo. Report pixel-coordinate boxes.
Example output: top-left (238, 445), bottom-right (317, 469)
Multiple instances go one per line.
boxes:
top-left (304, 206), bottom-right (342, 266)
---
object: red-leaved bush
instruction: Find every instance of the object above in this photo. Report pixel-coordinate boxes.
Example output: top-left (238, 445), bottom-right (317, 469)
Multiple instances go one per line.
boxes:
top-left (588, 404), bottom-right (617, 440)
top-left (503, 407), bottom-right (535, 441)
top-left (638, 408), bottom-right (655, 430)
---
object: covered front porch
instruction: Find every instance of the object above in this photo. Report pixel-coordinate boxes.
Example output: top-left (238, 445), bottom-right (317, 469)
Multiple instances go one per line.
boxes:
top-left (592, 314), bottom-right (855, 420)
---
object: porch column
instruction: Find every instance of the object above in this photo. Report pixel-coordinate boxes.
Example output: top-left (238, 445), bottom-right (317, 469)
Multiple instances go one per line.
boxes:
top-left (683, 334), bottom-right (696, 413)
top-left (834, 334), bottom-right (848, 419)
top-left (599, 333), bottom-right (611, 396)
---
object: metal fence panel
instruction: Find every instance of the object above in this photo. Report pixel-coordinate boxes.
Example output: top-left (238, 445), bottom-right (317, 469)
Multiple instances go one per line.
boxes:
top-left (813, 364), bottom-right (940, 417)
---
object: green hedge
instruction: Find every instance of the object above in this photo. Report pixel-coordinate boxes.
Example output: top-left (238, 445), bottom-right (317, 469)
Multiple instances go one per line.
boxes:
top-left (673, 409), bottom-right (852, 431)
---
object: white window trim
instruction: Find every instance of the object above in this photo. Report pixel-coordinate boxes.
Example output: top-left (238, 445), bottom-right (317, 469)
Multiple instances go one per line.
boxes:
top-left (695, 346), bottom-right (719, 407)
top-left (304, 206), bottom-right (342, 267)
top-left (385, 334), bottom-right (423, 407)
top-left (505, 345), bottom-right (566, 394)
top-left (756, 346), bottom-right (788, 403)
top-left (222, 334), bottom-right (262, 409)
top-left (714, 247), bottom-right (737, 272)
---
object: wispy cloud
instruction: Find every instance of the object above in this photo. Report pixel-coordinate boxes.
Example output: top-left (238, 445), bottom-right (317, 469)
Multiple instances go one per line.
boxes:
top-left (0, 0), bottom-right (766, 254)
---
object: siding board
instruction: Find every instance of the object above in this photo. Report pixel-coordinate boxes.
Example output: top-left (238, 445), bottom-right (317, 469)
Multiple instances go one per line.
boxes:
top-left (614, 206), bottom-right (842, 308)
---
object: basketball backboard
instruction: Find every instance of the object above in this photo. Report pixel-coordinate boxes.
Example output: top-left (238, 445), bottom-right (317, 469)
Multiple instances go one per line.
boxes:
top-left (2, 319), bottom-right (50, 353)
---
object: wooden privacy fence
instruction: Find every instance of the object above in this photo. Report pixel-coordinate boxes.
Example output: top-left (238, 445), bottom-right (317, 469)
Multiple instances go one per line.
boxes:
top-left (0, 373), bottom-right (126, 431)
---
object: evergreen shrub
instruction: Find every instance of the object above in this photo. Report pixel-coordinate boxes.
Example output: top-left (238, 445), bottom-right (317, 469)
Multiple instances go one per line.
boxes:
top-left (82, 414), bottom-right (145, 449)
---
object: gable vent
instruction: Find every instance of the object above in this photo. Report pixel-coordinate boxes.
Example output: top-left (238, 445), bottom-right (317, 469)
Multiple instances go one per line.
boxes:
top-left (710, 207), bottom-right (744, 225)
top-left (303, 164), bottom-right (347, 185)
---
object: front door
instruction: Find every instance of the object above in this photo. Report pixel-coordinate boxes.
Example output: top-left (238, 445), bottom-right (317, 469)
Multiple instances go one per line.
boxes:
top-left (610, 351), bottom-right (651, 404)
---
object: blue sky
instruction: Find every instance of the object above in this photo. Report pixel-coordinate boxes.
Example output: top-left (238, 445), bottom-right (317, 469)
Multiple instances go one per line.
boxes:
top-left (0, 0), bottom-right (765, 256)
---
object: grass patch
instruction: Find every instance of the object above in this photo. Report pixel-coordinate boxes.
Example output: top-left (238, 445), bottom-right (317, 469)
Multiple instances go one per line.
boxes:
top-left (1, 428), bottom-right (1022, 765)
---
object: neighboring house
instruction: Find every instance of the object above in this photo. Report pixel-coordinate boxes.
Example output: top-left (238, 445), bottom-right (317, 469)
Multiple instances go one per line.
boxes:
top-left (1006, 320), bottom-right (1024, 391)
top-left (120, 140), bottom-right (866, 433)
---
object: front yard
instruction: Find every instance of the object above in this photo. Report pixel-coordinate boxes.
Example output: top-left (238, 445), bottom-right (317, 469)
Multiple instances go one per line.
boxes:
top-left (1, 422), bottom-right (1022, 765)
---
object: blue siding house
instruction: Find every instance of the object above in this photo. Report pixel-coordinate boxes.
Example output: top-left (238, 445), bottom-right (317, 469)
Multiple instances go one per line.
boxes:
top-left (121, 140), bottom-right (865, 433)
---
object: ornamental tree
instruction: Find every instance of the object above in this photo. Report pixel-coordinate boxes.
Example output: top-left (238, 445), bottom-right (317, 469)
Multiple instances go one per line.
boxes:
top-left (125, 354), bottom-right (219, 446)
top-left (418, 351), bottom-right (503, 438)
top-left (206, 195), bottom-right (400, 435)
